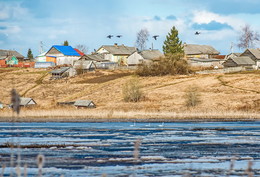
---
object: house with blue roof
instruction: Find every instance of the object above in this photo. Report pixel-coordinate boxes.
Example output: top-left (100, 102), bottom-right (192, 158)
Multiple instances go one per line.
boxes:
top-left (45, 45), bottom-right (81, 65)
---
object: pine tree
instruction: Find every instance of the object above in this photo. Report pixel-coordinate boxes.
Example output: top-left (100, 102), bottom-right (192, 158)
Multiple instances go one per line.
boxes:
top-left (27, 48), bottom-right (33, 59)
top-left (63, 40), bottom-right (69, 46)
top-left (163, 26), bottom-right (184, 55)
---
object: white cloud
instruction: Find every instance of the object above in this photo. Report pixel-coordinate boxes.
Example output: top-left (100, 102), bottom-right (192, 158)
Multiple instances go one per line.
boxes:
top-left (192, 10), bottom-right (245, 31)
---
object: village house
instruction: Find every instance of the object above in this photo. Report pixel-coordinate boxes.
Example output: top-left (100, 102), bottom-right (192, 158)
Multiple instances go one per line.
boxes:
top-left (223, 56), bottom-right (256, 69)
top-left (127, 50), bottom-right (164, 65)
top-left (44, 45), bottom-right (82, 66)
top-left (73, 59), bottom-right (96, 72)
top-left (0, 49), bottom-right (24, 61)
top-left (240, 48), bottom-right (260, 69)
top-left (96, 44), bottom-right (136, 65)
top-left (0, 49), bottom-right (24, 67)
top-left (183, 44), bottom-right (220, 59)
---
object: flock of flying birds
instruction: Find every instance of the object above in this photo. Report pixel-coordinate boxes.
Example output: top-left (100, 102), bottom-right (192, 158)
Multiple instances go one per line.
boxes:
top-left (106, 31), bottom-right (200, 40)
top-left (106, 35), bottom-right (160, 40)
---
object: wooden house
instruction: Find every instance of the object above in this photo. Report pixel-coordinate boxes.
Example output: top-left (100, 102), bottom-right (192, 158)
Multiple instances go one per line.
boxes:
top-left (184, 44), bottom-right (220, 59)
top-left (74, 100), bottom-right (96, 108)
top-left (189, 58), bottom-right (223, 68)
top-left (223, 56), bottom-right (256, 68)
top-left (45, 45), bottom-right (81, 66)
top-left (73, 60), bottom-right (96, 72)
top-left (6, 56), bottom-right (18, 65)
top-left (240, 48), bottom-right (260, 69)
top-left (96, 44), bottom-right (136, 65)
top-left (127, 50), bottom-right (164, 65)
top-left (0, 49), bottom-right (24, 61)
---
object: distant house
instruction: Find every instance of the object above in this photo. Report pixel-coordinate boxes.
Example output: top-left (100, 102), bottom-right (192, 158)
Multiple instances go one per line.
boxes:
top-left (81, 54), bottom-right (108, 62)
top-left (240, 48), bottom-right (260, 69)
top-left (50, 67), bottom-right (76, 79)
top-left (0, 49), bottom-right (24, 61)
top-left (127, 50), bottom-right (164, 65)
top-left (96, 44), bottom-right (136, 65)
top-left (223, 56), bottom-right (256, 68)
top-left (74, 100), bottom-right (96, 108)
top-left (189, 58), bottom-right (223, 68)
top-left (73, 60), bottom-right (96, 71)
top-left (184, 44), bottom-right (220, 59)
top-left (6, 56), bottom-right (19, 65)
top-left (45, 45), bottom-right (81, 65)
top-left (19, 97), bottom-right (37, 107)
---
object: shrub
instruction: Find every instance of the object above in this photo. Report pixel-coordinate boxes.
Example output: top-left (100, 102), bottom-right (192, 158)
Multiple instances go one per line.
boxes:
top-left (122, 77), bottom-right (143, 102)
top-left (136, 54), bottom-right (190, 76)
top-left (185, 86), bottom-right (201, 107)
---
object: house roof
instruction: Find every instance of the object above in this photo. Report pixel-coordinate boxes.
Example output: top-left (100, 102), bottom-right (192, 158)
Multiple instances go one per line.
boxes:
top-left (246, 48), bottom-right (260, 59)
top-left (82, 54), bottom-right (107, 61)
top-left (184, 44), bottom-right (220, 55)
top-left (74, 48), bottom-right (85, 56)
top-left (20, 97), bottom-right (36, 106)
top-left (229, 56), bottom-right (255, 65)
top-left (0, 49), bottom-right (24, 59)
top-left (74, 60), bottom-right (96, 70)
top-left (74, 100), bottom-right (95, 107)
top-left (50, 67), bottom-right (70, 74)
top-left (190, 58), bottom-right (222, 62)
top-left (139, 50), bottom-right (164, 60)
top-left (99, 45), bottom-right (136, 55)
top-left (51, 45), bottom-right (81, 56)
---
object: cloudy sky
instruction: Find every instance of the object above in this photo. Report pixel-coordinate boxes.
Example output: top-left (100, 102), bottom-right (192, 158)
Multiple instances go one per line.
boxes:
top-left (1, 0), bottom-right (260, 56)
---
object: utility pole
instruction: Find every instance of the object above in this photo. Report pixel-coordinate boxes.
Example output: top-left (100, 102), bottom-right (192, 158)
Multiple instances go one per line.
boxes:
top-left (39, 41), bottom-right (43, 54)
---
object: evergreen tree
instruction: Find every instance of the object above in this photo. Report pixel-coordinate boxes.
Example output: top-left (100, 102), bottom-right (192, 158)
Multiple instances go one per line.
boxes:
top-left (63, 40), bottom-right (69, 46)
top-left (27, 48), bottom-right (33, 59)
top-left (163, 26), bottom-right (184, 55)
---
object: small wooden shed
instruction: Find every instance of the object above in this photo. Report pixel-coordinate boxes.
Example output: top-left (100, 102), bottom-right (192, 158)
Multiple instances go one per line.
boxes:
top-left (74, 100), bottom-right (96, 108)
top-left (20, 97), bottom-right (37, 107)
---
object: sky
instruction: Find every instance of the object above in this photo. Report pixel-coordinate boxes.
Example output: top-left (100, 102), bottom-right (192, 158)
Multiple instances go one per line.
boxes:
top-left (1, 0), bottom-right (260, 56)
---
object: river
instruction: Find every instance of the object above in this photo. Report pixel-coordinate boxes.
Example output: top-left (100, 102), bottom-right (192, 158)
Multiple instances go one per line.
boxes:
top-left (0, 121), bottom-right (259, 176)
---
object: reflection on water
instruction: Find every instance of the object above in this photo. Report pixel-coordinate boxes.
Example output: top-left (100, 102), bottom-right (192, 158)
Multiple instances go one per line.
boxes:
top-left (0, 121), bottom-right (259, 176)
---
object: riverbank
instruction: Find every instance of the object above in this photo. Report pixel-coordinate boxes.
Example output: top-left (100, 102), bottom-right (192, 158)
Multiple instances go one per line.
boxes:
top-left (0, 68), bottom-right (259, 122)
top-left (0, 109), bottom-right (259, 122)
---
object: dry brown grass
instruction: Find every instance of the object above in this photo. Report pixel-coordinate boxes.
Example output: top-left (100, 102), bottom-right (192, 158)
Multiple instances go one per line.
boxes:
top-left (0, 68), bottom-right (259, 121)
top-left (0, 108), bottom-right (259, 122)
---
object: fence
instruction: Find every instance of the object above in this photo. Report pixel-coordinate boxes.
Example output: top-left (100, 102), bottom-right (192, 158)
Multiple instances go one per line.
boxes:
top-left (196, 66), bottom-right (249, 74)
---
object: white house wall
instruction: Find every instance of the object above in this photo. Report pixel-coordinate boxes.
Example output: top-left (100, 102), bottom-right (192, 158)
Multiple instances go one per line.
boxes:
top-left (57, 56), bottom-right (80, 65)
top-left (127, 52), bottom-right (144, 65)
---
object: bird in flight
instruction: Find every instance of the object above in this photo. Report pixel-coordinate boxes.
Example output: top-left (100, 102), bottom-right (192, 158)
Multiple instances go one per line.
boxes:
top-left (107, 35), bottom-right (113, 39)
top-left (116, 35), bottom-right (122, 38)
top-left (195, 31), bottom-right (201, 35)
top-left (152, 35), bottom-right (159, 40)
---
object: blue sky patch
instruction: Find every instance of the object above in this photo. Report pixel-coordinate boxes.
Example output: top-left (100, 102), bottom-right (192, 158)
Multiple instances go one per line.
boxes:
top-left (192, 21), bottom-right (233, 31)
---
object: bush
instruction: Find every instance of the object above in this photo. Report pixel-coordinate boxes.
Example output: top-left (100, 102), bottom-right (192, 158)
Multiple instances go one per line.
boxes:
top-left (185, 86), bottom-right (201, 107)
top-left (122, 77), bottom-right (143, 102)
top-left (136, 54), bottom-right (190, 76)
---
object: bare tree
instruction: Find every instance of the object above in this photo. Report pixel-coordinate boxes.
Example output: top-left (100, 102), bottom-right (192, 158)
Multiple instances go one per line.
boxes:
top-left (135, 28), bottom-right (150, 51)
top-left (237, 24), bottom-right (260, 49)
top-left (76, 44), bottom-right (89, 54)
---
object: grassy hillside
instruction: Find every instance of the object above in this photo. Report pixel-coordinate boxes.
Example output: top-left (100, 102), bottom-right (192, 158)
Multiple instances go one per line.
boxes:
top-left (0, 68), bottom-right (259, 120)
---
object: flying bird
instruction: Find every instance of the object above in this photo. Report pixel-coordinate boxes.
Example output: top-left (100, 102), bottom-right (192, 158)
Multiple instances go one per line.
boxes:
top-left (195, 31), bottom-right (201, 35)
top-left (153, 35), bottom-right (159, 40)
top-left (116, 35), bottom-right (122, 38)
top-left (107, 35), bottom-right (113, 39)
